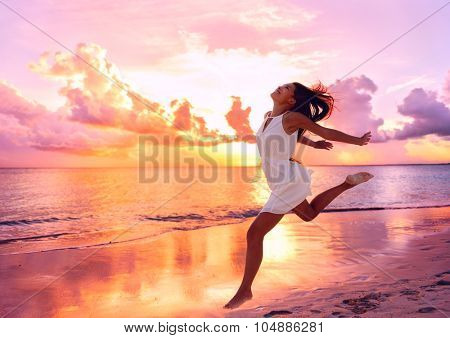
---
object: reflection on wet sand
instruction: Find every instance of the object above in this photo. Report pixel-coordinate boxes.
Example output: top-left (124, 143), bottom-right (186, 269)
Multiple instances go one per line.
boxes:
top-left (0, 207), bottom-right (448, 317)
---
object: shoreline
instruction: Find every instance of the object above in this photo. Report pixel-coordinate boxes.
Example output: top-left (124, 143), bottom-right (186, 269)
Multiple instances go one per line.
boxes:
top-left (0, 207), bottom-right (449, 317)
top-left (2, 204), bottom-right (449, 257)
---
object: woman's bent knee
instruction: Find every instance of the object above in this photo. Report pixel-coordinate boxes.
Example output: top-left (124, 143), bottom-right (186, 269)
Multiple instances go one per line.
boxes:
top-left (300, 215), bottom-right (314, 222)
top-left (294, 210), bottom-right (316, 222)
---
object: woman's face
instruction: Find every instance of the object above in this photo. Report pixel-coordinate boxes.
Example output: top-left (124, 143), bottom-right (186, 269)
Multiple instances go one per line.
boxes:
top-left (271, 83), bottom-right (296, 105)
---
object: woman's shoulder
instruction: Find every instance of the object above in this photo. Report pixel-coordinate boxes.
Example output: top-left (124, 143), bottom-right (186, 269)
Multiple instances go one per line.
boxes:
top-left (285, 111), bottom-right (309, 122)
top-left (283, 111), bottom-right (312, 132)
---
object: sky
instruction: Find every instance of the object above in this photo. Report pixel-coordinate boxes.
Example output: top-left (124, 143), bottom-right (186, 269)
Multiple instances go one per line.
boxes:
top-left (0, 0), bottom-right (449, 167)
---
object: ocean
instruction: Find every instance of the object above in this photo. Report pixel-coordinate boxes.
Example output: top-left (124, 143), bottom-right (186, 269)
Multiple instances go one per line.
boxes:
top-left (0, 164), bottom-right (449, 255)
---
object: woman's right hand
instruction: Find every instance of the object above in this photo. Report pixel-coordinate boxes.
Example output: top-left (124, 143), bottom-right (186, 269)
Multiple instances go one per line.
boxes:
top-left (358, 131), bottom-right (372, 146)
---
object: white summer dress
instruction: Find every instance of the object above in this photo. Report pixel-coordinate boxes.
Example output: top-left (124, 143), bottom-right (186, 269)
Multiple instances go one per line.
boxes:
top-left (255, 111), bottom-right (314, 214)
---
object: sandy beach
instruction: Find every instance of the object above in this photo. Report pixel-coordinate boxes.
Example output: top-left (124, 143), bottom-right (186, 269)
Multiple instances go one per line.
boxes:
top-left (1, 206), bottom-right (449, 318)
top-left (228, 221), bottom-right (450, 318)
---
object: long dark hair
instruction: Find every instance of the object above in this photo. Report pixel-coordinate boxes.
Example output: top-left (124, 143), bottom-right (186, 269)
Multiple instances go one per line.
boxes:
top-left (291, 82), bottom-right (334, 141)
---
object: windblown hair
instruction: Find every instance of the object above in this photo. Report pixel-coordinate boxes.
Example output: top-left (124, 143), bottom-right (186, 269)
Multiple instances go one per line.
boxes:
top-left (291, 81), bottom-right (334, 141)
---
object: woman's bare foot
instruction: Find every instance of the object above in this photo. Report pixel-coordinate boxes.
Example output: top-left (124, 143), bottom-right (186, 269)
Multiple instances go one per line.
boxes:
top-left (223, 289), bottom-right (253, 309)
top-left (345, 172), bottom-right (374, 186)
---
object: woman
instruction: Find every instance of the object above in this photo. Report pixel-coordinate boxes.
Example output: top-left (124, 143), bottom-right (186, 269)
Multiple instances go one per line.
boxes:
top-left (223, 81), bottom-right (373, 309)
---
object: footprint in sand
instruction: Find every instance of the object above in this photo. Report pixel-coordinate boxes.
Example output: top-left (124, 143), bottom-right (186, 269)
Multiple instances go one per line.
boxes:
top-left (434, 270), bottom-right (450, 277)
top-left (420, 279), bottom-right (450, 289)
top-left (435, 279), bottom-right (450, 286)
top-left (341, 292), bottom-right (390, 314)
top-left (400, 289), bottom-right (419, 296)
top-left (400, 290), bottom-right (420, 301)
top-left (418, 307), bottom-right (437, 313)
top-left (263, 310), bottom-right (293, 318)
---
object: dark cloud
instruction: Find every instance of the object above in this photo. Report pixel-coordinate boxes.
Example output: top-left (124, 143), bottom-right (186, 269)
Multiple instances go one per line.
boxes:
top-left (394, 87), bottom-right (450, 140)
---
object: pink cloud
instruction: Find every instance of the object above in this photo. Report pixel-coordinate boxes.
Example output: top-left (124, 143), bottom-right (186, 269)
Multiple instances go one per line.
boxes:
top-left (2, 42), bottom-right (259, 159)
top-left (0, 81), bottom-right (47, 127)
top-left (443, 70), bottom-right (450, 105)
top-left (1, 34), bottom-right (448, 165)
top-left (327, 75), bottom-right (388, 142)
top-left (170, 99), bottom-right (221, 138)
top-left (394, 87), bottom-right (450, 140)
top-left (325, 74), bottom-right (450, 143)
top-left (28, 43), bottom-right (238, 145)
top-left (225, 96), bottom-right (255, 143)
top-left (0, 81), bottom-right (137, 156)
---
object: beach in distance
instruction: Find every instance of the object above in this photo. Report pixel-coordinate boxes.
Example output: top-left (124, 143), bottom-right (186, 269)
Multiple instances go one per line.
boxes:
top-left (0, 165), bottom-right (449, 317)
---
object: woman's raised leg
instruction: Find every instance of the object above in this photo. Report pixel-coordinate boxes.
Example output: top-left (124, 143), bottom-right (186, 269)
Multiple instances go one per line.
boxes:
top-left (223, 211), bottom-right (284, 309)
top-left (292, 172), bottom-right (373, 221)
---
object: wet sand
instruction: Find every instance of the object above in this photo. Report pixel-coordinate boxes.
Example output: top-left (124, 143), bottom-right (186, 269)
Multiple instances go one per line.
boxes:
top-left (228, 226), bottom-right (450, 318)
top-left (0, 206), bottom-right (449, 317)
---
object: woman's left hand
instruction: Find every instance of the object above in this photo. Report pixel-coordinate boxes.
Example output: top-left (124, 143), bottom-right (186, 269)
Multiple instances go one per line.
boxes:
top-left (314, 140), bottom-right (333, 150)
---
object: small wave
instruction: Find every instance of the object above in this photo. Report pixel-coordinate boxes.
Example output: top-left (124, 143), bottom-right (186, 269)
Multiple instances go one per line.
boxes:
top-left (0, 232), bottom-right (73, 245)
top-left (321, 204), bottom-right (450, 213)
top-left (140, 209), bottom-right (261, 224)
top-left (0, 231), bottom-right (176, 256)
top-left (225, 209), bottom-right (260, 218)
top-left (0, 216), bottom-right (81, 227)
top-left (0, 215), bottom-right (265, 255)
top-left (143, 213), bottom-right (206, 222)
top-left (1, 204), bottom-right (448, 255)
top-left (141, 204), bottom-right (450, 223)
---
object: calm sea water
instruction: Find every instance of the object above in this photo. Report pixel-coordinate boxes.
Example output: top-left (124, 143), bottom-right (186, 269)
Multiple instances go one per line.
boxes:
top-left (0, 165), bottom-right (449, 254)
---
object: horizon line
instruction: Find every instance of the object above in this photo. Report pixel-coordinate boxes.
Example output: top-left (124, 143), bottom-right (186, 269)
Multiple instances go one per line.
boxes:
top-left (0, 162), bottom-right (448, 169)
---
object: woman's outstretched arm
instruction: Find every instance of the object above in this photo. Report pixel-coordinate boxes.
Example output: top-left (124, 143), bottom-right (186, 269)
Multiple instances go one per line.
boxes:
top-left (286, 112), bottom-right (371, 146)
top-left (298, 135), bottom-right (333, 150)
top-left (298, 135), bottom-right (316, 147)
